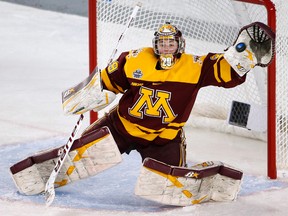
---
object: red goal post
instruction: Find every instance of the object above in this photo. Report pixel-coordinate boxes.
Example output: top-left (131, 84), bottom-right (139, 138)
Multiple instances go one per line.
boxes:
top-left (88, 0), bottom-right (287, 179)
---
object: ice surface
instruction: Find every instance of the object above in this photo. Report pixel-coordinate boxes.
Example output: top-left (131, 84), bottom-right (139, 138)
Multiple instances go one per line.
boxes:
top-left (0, 2), bottom-right (288, 216)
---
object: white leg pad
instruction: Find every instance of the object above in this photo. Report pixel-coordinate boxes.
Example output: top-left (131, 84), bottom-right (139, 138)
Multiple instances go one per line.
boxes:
top-left (10, 127), bottom-right (122, 195)
top-left (135, 158), bottom-right (242, 206)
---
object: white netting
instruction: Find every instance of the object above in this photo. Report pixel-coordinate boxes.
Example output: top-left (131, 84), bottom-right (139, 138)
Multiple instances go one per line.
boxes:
top-left (95, 0), bottom-right (288, 171)
top-left (274, 0), bottom-right (288, 170)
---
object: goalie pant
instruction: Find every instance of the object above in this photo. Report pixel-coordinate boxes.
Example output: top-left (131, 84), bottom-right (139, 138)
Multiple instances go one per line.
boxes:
top-left (82, 107), bottom-right (188, 167)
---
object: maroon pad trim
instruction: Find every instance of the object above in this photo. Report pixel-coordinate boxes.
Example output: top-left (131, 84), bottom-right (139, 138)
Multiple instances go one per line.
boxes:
top-left (219, 165), bottom-right (243, 180)
top-left (10, 127), bottom-right (110, 174)
top-left (143, 158), bottom-right (243, 180)
top-left (142, 157), bottom-right (172, 175)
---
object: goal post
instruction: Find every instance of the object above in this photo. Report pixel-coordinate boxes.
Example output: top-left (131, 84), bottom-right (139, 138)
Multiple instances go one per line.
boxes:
top-left (88, 0), bottom-right (288, 179)
top-left (89, 0), bottom-right (98, 123)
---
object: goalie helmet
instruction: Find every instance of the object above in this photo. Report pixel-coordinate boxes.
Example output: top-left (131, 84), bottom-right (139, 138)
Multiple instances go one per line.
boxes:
top-left (153, 22), bottom-right (185, 69)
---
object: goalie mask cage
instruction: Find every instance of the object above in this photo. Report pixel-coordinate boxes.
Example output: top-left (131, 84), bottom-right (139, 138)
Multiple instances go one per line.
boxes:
top-left (88, 0), bottom-right (288, 179)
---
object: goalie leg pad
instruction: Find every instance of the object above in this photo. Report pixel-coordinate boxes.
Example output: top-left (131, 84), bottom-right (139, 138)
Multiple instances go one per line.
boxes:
top-left (135, 158), bottom-right (243, 206)
top-left (10, 126), bottom-right (122, 195)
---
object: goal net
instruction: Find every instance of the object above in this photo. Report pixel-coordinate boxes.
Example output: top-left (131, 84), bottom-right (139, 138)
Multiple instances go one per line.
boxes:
top-left (90, 0), bottom-right (288, 179)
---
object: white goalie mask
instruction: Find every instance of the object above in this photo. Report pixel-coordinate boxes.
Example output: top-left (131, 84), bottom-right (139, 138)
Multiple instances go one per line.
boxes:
top-left (153, 22), bottom-right (185, 69)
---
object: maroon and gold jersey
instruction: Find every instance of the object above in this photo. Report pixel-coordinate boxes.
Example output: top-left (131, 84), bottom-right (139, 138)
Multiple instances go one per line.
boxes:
top-left (101, 47), bottom-right (245, 144)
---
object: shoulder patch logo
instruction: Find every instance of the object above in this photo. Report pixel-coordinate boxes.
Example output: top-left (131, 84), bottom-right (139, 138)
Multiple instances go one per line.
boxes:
top-left (133, 69), bottom-right (143, 79)
top-left (128, 48), bottom-right (142, 58)
top-left (193, 55), bottom-right (203, 64)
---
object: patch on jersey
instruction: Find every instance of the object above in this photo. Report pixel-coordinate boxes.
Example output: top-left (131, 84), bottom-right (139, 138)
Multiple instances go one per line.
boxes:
top-left (193, 55), bottom-right (203, 64)
top-left (210, 54), bottom-right (222, 61)
top-left (133, 69), bottom-right (143, 79)
top-left (128, 48), bottom-right (142, 58)
top-left (107, 61), bottom-right (119, 74)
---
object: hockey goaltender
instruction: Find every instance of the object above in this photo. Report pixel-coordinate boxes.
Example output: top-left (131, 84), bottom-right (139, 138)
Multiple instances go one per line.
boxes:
top-left (10, 21), bottom-right (275, 206)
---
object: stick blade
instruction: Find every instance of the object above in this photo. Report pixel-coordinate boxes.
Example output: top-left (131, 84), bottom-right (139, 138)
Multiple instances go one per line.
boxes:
top-left (45, 182), bottom-right (55, 207)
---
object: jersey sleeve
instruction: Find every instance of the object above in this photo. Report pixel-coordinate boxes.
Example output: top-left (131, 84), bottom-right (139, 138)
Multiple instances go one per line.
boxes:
top-left (101, 51), bottom-right (130, 94)
top-left (199, 53), bottom-right (246, 88)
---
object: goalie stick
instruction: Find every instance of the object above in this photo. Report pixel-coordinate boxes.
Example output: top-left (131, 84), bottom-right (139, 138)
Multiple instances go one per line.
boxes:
top-left (45, 114), bottom-right (84, 206)
top-left (44, 2), bottom-right (142, 206)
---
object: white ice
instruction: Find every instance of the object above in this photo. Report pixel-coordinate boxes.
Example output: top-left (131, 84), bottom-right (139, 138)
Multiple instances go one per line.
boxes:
top-left (0, 2), bottom-right (288, 216)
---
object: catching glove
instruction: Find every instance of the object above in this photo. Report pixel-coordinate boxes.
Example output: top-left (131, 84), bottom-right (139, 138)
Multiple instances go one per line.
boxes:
top-left (224, 22), bottom-right (275, 76)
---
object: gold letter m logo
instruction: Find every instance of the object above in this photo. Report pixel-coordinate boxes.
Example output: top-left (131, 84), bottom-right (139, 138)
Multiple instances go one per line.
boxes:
top-left (128, 87), bottom-right (177, 123)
